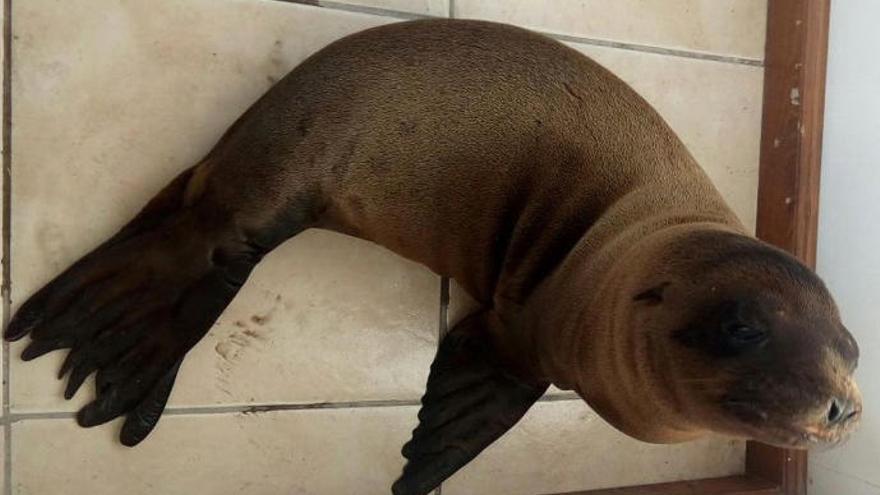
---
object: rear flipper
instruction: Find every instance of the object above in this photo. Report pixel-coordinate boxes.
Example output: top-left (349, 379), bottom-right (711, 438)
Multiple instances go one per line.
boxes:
top-left (5, 165), bottom-right (292, 446)
top-left (392, 312), bottom-right (549, 495)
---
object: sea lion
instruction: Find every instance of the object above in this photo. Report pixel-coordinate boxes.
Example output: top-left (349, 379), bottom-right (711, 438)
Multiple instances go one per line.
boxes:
top-left (6, 19), bottom-right (861, 495)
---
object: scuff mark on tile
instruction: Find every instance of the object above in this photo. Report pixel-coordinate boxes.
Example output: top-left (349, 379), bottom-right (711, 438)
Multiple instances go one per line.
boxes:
top-left (265, 39), bottom-right (286, 87)
top-left (243, 328), bottom-right (266, 340)
top-left (251, 313), bottom-right (271, 326)
top-left (214, 341), bottom-right (236, 361)
top-left (213, 295), bottom-right (284, 396)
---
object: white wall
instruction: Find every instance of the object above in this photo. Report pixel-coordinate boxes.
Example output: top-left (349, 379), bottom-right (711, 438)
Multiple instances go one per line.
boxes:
top-left (811, 0), bottom-right (880, 493)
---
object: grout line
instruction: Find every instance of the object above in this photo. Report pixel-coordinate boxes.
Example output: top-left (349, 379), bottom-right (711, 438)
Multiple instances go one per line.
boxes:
top-left (271, 0), bottom-right (764, 67)
top-left (0, 393), bottom-right (582, 424)
top-left (318, 1), bottom-right (429, 20)
top-left (550, 32), bottom-right (764, 67)
top-left (539, 392), bottom-right (580, 402)
top-left (166, 398), bottom-right (423, 415)
top-left (276, 0), bottom-right (429, 20)
top-left (433, 277), bottom-right (451, 495)
top-left (3, 398), bottom-right (424, 423)
top-left (3, 411), bottom-right (73, 423)
top-left (2, 0), bottom-right (12, 492)
top-left (433, 277), bottom-right (450, 495)
top-left (438, 277), bottom-right (449, 339)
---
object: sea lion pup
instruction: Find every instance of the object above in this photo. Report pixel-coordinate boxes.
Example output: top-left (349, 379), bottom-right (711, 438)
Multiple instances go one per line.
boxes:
top-left (6, 19), bottom-right (861, 495)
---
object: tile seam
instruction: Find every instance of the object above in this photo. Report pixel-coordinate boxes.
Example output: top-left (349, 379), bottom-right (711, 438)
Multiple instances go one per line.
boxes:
top-left (551, 32), bottom-right (764, 67)
top-left (3, 398), bottom-right (424, 423)
top-left (0, 392), bottom-right (580, 422)
top-left (438, 277), bottom-right (449, 338)
top-left (2, 386), bottom-right (578, 422)
top-left (271, 0), bottom-right (764, 66)
top-left (278, 0), bottom-right (429, 20)
top-left (434, 277), bottom-right (450, 495)
top-left (2, 0), bottom-right (12, 492)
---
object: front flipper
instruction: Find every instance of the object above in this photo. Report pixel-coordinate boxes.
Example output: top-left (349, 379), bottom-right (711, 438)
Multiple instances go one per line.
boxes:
top-left (392, 313), bottom-right (548, 495)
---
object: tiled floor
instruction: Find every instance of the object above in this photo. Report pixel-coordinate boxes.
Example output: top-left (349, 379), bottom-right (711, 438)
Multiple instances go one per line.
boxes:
top-left (2, 1), bottom-right (766, 494)
top-left (455, 0), bottom-right (767, 60)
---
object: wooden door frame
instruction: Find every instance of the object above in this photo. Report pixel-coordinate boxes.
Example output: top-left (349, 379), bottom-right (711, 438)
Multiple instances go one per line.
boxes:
top-left (556, 1), bottom-right (831, 494)
top-left (743, 0), bottom-right (831, 492)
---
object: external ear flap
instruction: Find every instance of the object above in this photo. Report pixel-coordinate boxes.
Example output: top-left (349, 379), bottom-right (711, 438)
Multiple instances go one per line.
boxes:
top-left (633, 282), bottom-right (670, 305)
top-left (392, 312), bottom-right (549, 495)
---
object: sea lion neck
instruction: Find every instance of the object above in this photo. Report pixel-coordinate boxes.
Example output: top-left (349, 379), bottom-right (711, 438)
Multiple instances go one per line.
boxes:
top-left (529, 221), bottom-right (746, 442)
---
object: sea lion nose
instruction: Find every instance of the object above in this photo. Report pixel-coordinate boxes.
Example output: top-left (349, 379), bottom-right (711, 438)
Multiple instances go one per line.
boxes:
top-left (827, 397), bottom-right (860, 426)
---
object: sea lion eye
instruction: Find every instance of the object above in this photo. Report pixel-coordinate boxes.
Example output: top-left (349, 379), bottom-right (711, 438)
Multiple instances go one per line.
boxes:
top-left (723, 323), bottom-right (767, 347)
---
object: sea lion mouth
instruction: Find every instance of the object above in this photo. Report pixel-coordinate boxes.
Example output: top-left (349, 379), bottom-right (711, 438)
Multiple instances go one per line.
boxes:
top-left (722, 398), bottom-right (860, 449)
top-left (748, 423), bottom-right (854, 450)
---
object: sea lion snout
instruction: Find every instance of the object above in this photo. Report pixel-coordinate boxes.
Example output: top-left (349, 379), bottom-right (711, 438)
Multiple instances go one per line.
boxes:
top-left (826, 394), bottom-right (861, 427)
top-left (718, 370), bottom-right (862, 449)
top-left (799, 364), bottom-right (862, 448)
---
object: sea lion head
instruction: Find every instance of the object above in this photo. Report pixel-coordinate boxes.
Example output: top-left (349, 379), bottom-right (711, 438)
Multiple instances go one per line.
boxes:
top-left (615, 228), bottom-right (861, 449)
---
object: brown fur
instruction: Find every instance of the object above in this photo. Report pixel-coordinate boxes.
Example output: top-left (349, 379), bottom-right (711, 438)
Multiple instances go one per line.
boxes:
top-left (185, 20), bottom-right (858, 446)
top-left (7, 19), bottom-right (860, 453)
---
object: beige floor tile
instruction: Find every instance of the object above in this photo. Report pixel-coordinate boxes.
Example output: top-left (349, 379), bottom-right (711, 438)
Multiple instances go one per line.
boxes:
top-left (12, 406), bottom-right (418, 495)
top-left (447, 278), bottom-right (481, 329)
top-left (443, 400), bottom-right (744, 495)
top-left (10, 0), bottom-right (438, 412)
top-left (456, 0), bottom-right (767, 60)
top-left (331, 0), bottom-right (449, 17)
top-left (571, 43), bottom-right (764, 232)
